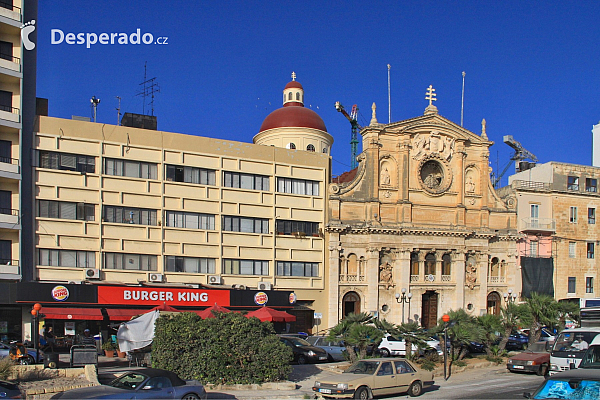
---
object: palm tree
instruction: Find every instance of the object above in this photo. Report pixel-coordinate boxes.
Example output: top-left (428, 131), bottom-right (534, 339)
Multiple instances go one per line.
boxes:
top-left (374, 319), bottom-right (431, 360)
top-left (523, 292), bottom-right (559, 345)
top-left (497, 302), bottom-right (525, 352)
top-left (477, 313), bottom-right (502, 356)
top-left (437, 309), bottom-right (486, 360)
top-left (327, 312), bottom-right (382, 363)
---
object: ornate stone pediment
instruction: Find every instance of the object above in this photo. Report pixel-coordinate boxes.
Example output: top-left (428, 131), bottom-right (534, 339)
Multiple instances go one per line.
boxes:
top-left (412, 130), bottom-right (456, 162)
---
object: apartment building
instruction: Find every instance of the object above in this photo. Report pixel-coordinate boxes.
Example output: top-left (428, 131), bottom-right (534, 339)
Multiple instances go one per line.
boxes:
top-left (505, 162), bottom-right (600, 301)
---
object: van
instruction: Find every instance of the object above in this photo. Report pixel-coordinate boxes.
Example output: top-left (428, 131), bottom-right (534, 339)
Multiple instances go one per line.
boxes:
top-left (549, 327), bottom-right (600, 375)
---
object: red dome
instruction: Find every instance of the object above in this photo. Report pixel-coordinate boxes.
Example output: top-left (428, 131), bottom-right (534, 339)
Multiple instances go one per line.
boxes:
top-left (284, 81), bottom-right (303, 90)
top-left (259, 106), bottom-right (327, 133)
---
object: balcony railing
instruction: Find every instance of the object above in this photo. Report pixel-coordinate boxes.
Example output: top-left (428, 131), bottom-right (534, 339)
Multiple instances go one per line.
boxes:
top-left (0, 53), bottom-right (19, 65)
top-left (488, 276), bottom-right (506, 284)
top-left (0, 2), bottom-right (21, 22)
top-left (0, 105), bottom-right (19, 114)
top-left (339, 274), bottom-right (365, 283)
top-left (511, 180), bottom-right (551, 191)
top-left (0, 208), bottom-right (18, 216)
top-left (0, 156), bottom-right (18, 165)
top-left (441, 275), bottom-right (451, 282)
top-left (521, 217), bottom-right (556, 232)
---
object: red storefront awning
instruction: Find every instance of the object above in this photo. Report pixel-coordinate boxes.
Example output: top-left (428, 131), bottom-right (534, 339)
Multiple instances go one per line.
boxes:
top-left (106, 309), bottom-right (149, 321)
top-left (42, 307), bottom-right (103, 321)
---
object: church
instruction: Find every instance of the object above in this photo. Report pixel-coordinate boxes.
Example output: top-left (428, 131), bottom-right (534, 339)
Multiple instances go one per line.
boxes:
top-left (326, 88), bottom-right (519, 328)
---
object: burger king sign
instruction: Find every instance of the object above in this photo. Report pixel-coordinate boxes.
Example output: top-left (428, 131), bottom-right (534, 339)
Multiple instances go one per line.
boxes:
top-left (51, 285), bottom-right (69, 302)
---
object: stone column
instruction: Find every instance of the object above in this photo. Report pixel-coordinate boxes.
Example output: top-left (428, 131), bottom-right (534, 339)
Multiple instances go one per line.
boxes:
top-left (478, 252), bottom-right (490, 315)
top-left (418, 251), bottom-right (426, 282)
top-left (366, 246), bottom-right (380, 316)
top-left (393, 248), bottom-right (412, 324)
top-left (327, 233), bottom-right (341, 327)
top-left (435, 250), bottom-right (445, 283)
top-left (453, 250), bottom-right (466, 311)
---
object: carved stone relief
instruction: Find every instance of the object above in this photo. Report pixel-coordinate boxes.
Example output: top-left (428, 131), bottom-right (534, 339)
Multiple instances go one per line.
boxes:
top-left (412, 131), bottom-right (456, 162)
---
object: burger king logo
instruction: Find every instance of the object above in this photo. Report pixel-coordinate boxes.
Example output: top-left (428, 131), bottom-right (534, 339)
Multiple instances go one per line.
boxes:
top-left (254, 291), bottom-right (268, 306)
top-left (51, 285), bottom-right (69, 302)
top-left (289, 292), bottom-right (297, 304)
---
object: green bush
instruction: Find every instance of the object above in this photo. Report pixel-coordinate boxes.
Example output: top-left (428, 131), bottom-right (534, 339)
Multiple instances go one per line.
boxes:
top-left (152, 311), bottom-right (292, 384)
top-left (453, 360), bottom-right (467, 367)
top-left (419, 359), bottom-right (436, 371)
top-left (0, 356), bottom-right (13, 380)
top-left (102, 341), bottom-right (117, 351)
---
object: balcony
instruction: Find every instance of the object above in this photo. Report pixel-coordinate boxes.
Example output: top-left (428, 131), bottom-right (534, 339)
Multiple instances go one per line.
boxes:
top-left (511, 180), bottom-right (551, 191)
top-left (0, 156), bottom-right (18, 175)
top-left (0, 208), bottom-right (19, 228)
top-left (521, 217), bottom-right (556, 233)
top-left (0, 53), bottom-right (20, 73)
top-left (0, 259), bottom-right (19, 279)
top-left (0, 105), bottom-right (19, 124)
top-left (488, 276), bottom-right (506, 284)
top-left (0, 2), bottom-right (21, 22)
top-left (339, 274), bottom-right (365, 283)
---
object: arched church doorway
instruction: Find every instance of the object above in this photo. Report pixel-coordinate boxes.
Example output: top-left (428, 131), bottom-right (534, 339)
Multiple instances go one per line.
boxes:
top-left (342, 291), bottom-right (361, 317)
top-left (487, 291), bottom-right (502, 315)
top-left (421, 291), bottom-right (438, 329)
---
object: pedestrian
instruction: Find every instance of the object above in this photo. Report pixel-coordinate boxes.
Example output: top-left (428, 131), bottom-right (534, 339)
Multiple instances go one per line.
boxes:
top-left (80, 329), bottom-right (95, 346)
top-left (43, 325), bottom-right (55, 352)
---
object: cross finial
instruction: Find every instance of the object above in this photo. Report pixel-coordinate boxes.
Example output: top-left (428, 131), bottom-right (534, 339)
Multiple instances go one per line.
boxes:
top-left (425, 85), bottom-right (437, 106)
top-left (291, 72), bottom-right (296, 81)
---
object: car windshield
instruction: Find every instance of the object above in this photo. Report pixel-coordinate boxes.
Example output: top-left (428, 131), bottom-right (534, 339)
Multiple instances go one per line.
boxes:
top-left (110, 373), bottom-right (148, 390)
top-left (533, 378), bottom-right (600, 399)
top-left (344, 361), bottom-right (380, 375)
top-left (286, 337), bottom-right (311, 347)
top-left (527, 342), bottom-right (548, 353)
top-left (580, 346), bottom-right (600, 369)
top-left (552, 332), bottom-right (600, 353)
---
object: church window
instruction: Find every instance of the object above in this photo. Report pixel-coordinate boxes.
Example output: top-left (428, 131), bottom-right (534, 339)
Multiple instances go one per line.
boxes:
top-left (425, 253), bottom-right (436, 275)
top-left (288, 92), bottom-right (292, 100)
top-left (286, 143), bottom-right (296, 150)
top-left (322, 147), bottom-right (328, 154)
top-left (442, 254), bottom-right (451, 276)
top-left (410, 252), bottom-right (419, 276)
top-left (296, 92), bottom-right (300, 100)
top-left (307, 144), bottom-right (315, 152)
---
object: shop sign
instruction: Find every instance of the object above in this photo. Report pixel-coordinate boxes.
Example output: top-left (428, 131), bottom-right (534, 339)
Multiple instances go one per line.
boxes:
top-left (97, 286), bottom-right (230, 306)
top-left (289, 292), bottom-right (297, 304)
top-left (51, 285), bottom-right (69, 302)
top-left (65, 322), bottom-right (75, 335)
top-left (254, 291), bottom-right (268, 305)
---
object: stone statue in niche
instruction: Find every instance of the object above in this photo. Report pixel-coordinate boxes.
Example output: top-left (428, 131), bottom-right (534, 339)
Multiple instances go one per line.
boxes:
top-left (381, 167), bottom-right (391, 186)
top-left (466, 175), bottom-right (476, 193)
top-left (379, 262), bottom-right (393, 289)
top-left (465, 257), bottom-right (477, 289)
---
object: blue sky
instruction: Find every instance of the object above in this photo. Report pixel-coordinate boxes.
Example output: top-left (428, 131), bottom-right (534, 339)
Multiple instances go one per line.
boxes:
top-left (36, 1), bottom-right (600, 181)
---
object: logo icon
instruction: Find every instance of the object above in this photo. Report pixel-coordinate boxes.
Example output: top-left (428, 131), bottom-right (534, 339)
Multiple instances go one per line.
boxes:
top-left (254, 291), bottom-right (268, 306)
top-left (51, 285), bottom-right (69, 302)
top-left (289, 292), bottom-right (297, 304)
top-left (21, 19), bottom-right (36, 50)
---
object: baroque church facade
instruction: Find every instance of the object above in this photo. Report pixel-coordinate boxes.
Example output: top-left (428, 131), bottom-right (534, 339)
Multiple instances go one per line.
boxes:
top-left (326, 94), bottom-right (520, 328)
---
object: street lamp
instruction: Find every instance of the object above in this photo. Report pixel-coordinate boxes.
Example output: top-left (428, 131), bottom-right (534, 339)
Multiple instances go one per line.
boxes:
top-left (31, 303), bottom-right (42, 364)
top-left (442, 314), bottom-right (452, 381)
top-left (395, 288), bottom-right (412, 324)
top-left (504, 288), bottom-right (518, 303)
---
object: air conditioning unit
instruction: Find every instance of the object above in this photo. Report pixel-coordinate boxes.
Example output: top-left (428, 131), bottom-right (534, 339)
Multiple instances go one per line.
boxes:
top-left (68, 281), bottom-right (82, 285)
top-left (232, 284), bottom-right (247, 290)
top-left (208, 275), bottom-right (223, 285)
top-left (83, 268), bottom-right (100, 280)
top-left (148, 273), bottom-right (164, 283)
top-left (257, 281), bottom-right (272, 291)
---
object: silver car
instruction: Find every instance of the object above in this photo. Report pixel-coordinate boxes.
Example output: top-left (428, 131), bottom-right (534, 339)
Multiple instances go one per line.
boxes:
top-left (306, 336), bottom-right (347, 362)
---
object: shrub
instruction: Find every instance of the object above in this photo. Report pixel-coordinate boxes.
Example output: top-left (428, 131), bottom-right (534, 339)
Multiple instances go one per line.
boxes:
top-left (102, 341), bottom-right (117, 351)
top-left (453, 360), bottom-right (467, 367)
top-left (152, 311), bottom-right (292, 384)
top-left (0, 356), bottom-right (13, 380)
top-left (485, 355), bottom-right (504, 364)
top-left (419, 359), bottom-right (436, 371)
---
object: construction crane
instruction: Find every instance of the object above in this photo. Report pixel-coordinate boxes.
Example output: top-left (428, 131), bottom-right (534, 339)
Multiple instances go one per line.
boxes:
top-left (335, 101), bottom-right (361, 169)
top-left (491, 135), bottom-right (538, 188)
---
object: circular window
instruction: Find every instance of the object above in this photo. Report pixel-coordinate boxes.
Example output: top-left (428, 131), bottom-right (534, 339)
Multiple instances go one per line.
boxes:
top-left (307, 144), bottom-right (315, 152)
top-left (381, 304), bottom-right (389, 313)
top-left (467, 303), bottom-right (474, 311)
top-left (418, 157), bottom-right (452, 195)
top-left (286, 143), bottom-right (296, 150)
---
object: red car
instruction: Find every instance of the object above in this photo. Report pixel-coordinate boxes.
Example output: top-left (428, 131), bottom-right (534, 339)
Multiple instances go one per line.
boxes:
top-left (507, 341), bottom-right (551, 376)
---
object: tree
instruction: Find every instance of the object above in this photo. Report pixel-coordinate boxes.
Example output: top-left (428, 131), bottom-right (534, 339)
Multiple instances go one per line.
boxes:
top-left (327, 312), bottom-right (382, 363)
top-left (522, 292), bottom-right (559, 345)
top-left (476, 313), bottom-right (502, 356)
top-left (437, 309), bottom-right (486, 360)
top-left (497, 302), bottom-right (526, 352)
top-left (556, 301), bottom-right (579, 332)
top-left (374, 319), bottom-right (432, 360)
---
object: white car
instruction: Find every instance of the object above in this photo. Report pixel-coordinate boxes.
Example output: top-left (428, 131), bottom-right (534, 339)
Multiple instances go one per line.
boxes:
top-left (377, 335), bottom-right (443, 357)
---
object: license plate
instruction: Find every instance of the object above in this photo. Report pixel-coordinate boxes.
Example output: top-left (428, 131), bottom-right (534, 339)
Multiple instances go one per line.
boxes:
top-left (319, 389), bottom-right (332, 394)
top-left (319, 356), bottom-right (327, 360)
top-left (512, 365), bottom-right (524, 369)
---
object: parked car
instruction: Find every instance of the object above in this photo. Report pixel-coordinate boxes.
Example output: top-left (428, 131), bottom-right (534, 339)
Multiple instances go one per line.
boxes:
top-left (306, 336), bottom-right (347, 362)
top-left (521, 327), bottom-right (556, 343)
top-left (0, 380), bottom-right (22, 399)
top-left (524, 369), bottom-right (600, 399)
top-left (50, 368), bottom-right (207, 399)
top-left (505, 332), bottom-right (529, 351)
top-left (279, 335), bottom-right (328, 364)
top-left (0, 342), bottom-right (44, 364)
top-left (377, 335), bottom-right (443, 357)
top-left (507, 341), bottom-right (551, 376)
top-left (313, 357), bottom-right (433, 398)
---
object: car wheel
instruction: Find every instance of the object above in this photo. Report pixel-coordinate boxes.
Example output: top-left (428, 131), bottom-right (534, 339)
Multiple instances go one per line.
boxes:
top-left (181, 394), bottom-right (200, 400)
top-left (19, 357), bottom-right (30, 365)
top-left (297, 355), bottom-right (307, 365)
top-left (380, 348), bottom-right (390, 357)
top-left (408, 381), bottom-right (423, 397)
top-left (354, 386), bottom-right (370, 400)
top-left (327, 354), bottom-right (334, 362)
top-left (537, 364), bottom-right (548, 377)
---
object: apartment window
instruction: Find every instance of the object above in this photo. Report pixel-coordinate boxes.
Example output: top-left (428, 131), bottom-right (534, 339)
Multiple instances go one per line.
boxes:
top-left (165, 211), bottom-right (215, 230)
top-left (223, 171), bottom-right (269, 191)
top-left (39, 151), bottom-right (95, 173)
top-left (103, 206), bottom-right (157, 226)
top-left (588, 242), bottom-right (595, 259)
top-left (276, 220), bottom-right (319, 236)
top-left (222, 216), bottom-right (268, 234)
top-left (530, 204), bottom-right (539, 227)
top-left (586, 277), bottom-right (594, 294)
top-left (570, 206), bottom-right (578, 223)
top-left (38, 249), bottom-right (95, 269)
top-left (589, 208), bottom-right (596, 224)
top-left (276, 261), bottom-right (318, 277)
top-left (104, 158), bottom-right (157, 179)
top-left (530, 241), bottom-right (539, 257)
top-left (38, 200), bottom-right (95, 221)
top-left (569, 242), bottom-right (576, 258)
top-left (104, 253), bottom-right (157, 271)
top-left (277, 177), bottom-right (319, 196)
top-left (0, 240), bottom-right (11, 264)
top-left (0, 90), bottom-right (11, 112)
top-left (222, 259), bottom-right (268, 276)
top-left (586, 178), bottom-right (597, 193)
top-left (568, 277), bottom-right (576, 294)
top-left (165, 256), bottom-right (215, 274)
top-left (567, 176), bottom-right (579, 190)
top-left (0, 40), bottom-right (13, 62)
top-left (165, 165), bottom-right (215, 185)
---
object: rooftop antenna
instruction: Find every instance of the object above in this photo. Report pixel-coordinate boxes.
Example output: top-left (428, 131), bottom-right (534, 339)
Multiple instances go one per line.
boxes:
top-left (90, 96), bottom-right (100, 122)
top-left (387, 64), bottom-right (391, 124)
top-left (136, 62), bottom-right (160, 116)
top-left (461, 71), bottom-right (466, 127)
top-left (115, 96), bottom-right (121, 125)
